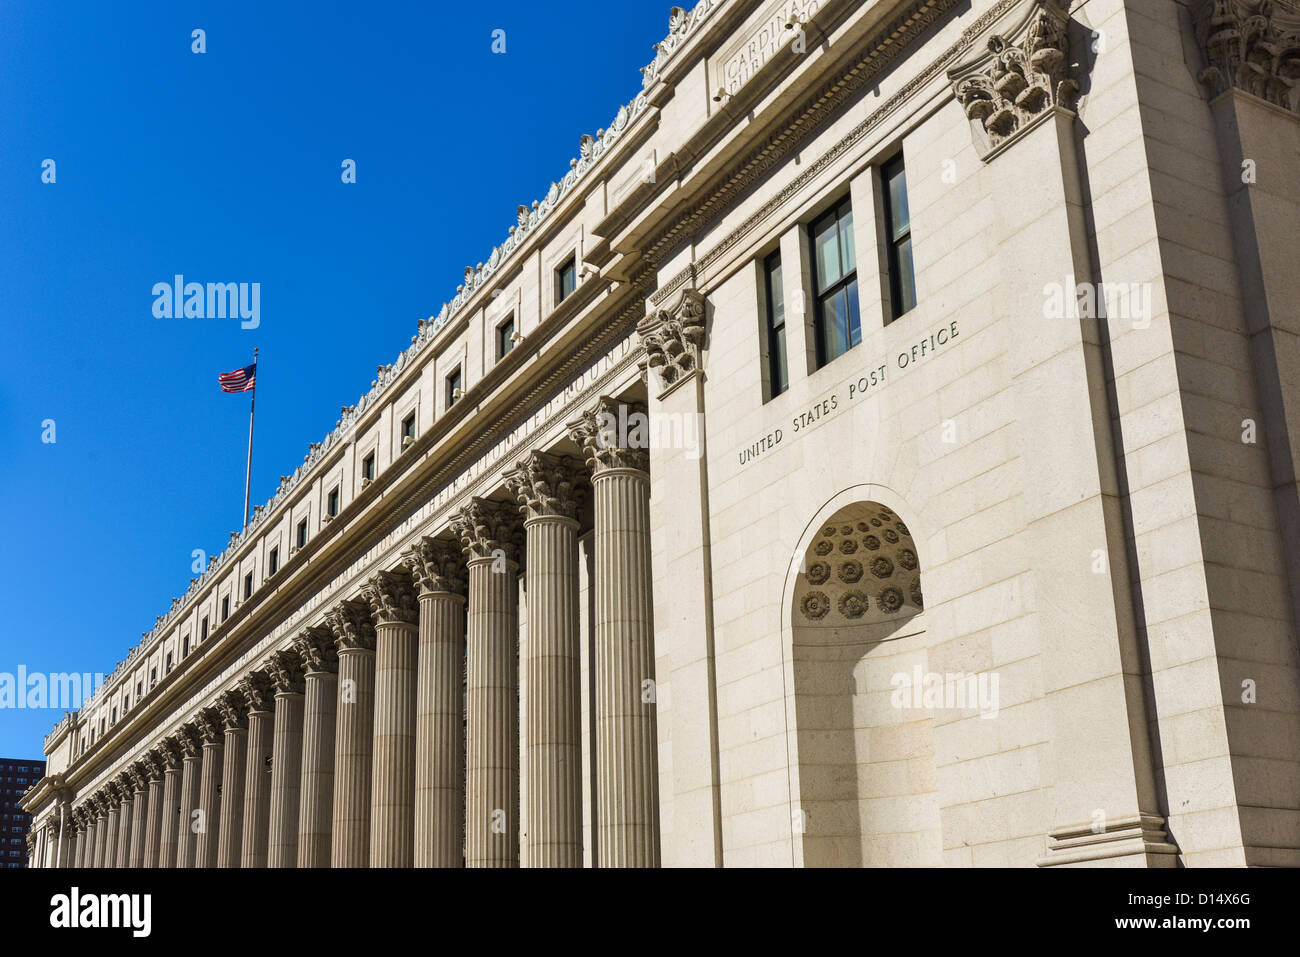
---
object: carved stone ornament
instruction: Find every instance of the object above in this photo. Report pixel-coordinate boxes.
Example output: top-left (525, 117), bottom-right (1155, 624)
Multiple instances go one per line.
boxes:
top-left (177, 722), bottom-right (204, 758)
top-left (505, 450), bottom-right (584, 520)
top-left (948, 0), bottom-right (1079, 157)
top-left (267, 649), bottom-right (306, 695)
top-left (404, 536), bottom-right (467, 596)
top-left (364, 568), bottom-right (419, 625)
top-left (636, 287), bottom-right (706, 392)
top-left (114, 773), bottom-right (134, 801)
top-left (1195, 0), bottom-right (1300, 110)
top-left (196, 706), bottom-right (225, 744)
top-left (217, 689), bottom-right (249, 732)
top-left (567, 396), bottom-right (651, 475)
top-left (327, 598), bottom-right (378, 653)
top-left (450, 498), bottom-right (523, 563)
top-left (294, 625), bottom-right (339, 675)
top-left (239, 670), bottom-right (276, 714)
top-left (144, 748), bottom-right (167, 781)
top-left (160, 734), bottom-right (185, 769)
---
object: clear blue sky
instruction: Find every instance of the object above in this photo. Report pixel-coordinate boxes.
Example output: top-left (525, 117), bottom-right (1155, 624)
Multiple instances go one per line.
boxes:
top-left (0, 0), bottom-right (667, 757)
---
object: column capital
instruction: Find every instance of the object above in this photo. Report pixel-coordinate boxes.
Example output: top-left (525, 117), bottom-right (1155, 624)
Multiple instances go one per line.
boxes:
top-left (294, 624), bottom-right (339, 674)
top-left (267, 648), bottom-right (306, 695)
top-left (327, 598), bottom-right (378, 652)
top-left (239, 669), bottom-right (277, 714)
top-left (947, 0), bottom-right (1079, 159)
top-left (159, 733), bottom-right (185, 770)
top-left (113, 771), bottom-right (134, 800)
top-left (568, 396), bottom-right (650, 474)
top-left (142, 747), bottom-right (166, 781)
top-left (364, 567), bottom-right (419, 625)
top-left (635, 287), bottom-right (706, 392)
top-left (403, 536), bottom-right (467, 596)
top-left (217, 688), bottom-right (249, 732)
top-left (177, 722), bottom-right (204, 758)
top-left (505, 450), bottom-right (584, 521)
top-left (129, 761), bottom-right (151, 792)
top-left (1194, 0), bottom-right (1300, 109)
top-left (451, 497), bottom-right (522, 563)
top-left (196, 706), bottom-right (225, 745)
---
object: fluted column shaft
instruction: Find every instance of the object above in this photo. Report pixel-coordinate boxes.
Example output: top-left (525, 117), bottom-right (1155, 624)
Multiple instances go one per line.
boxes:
top-left (415, 590), bottom-right (466, 867)
top-left (129, 786), bottom-right (149, 868)
top-left (103, 806), bottom-right (119, 868)
top-left (196, 742), bottom-right (223, 867)
top-left (71, 827), bottom-right (83, 868)
top-left (465, 555), bottom-right (519, 867)
top-left (143, 776), bottom-right (164, 868)
top-left (241, 709), bottom-right (275, 867)
top-left (91, 815), bottom-right (106, 868)
top-left (592, 467), bottom-right (660, 866)
top-left (176, 754), bottom-right (201, 868)
top-left (267, 691), bottom-right (305, 867)
top-left (116, 795), bottom-right (134, 868)
top-left (522, 514), bottom-right (582, 866)
top-left (298, 669), bottom-right (337, 867)
top-left (217, 728), bottom-right (247, 867)
top-left (331, 647), bottom-right (375, 867)
top-left (158, 767), bottom-right (181, 868)
top-left (371, 619), bottom-right (418, 867)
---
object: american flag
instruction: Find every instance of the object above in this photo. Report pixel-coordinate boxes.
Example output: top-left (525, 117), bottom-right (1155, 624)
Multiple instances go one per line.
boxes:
top-left (219, 362), bottom-right (256, 393)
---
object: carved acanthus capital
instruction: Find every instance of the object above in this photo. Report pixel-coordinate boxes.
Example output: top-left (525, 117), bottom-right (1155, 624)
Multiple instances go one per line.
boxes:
top-left (144, 748), bottom-right (167, 781)
top-left (267, 649), bottom-right (306, 695)
top-left (177, 722), bottom-right (203, 759)
top-left (1194, 0), bottom-right (1300, 110)
top-left (948, 0), bottom-right (1079, 157)
top-left (450, 498), bottom-right (523, 563)
top-left (568, 396), bottom-right (650, 474)
top-left (504, 450), bottom-right (584, 520)
top-left (404, 537), bottom-right (467, 596)
top-left (327, 598), bottom-right (378, 652)
top-left (196, 707), bottom-right (225, 745)
top-left (364, 568), bottom-right (419, 625)
top-left (113, 772), bottom-right (134, 801)
top-left (636, 287), bottom-right (706, 391)
top-left (293, 625), bottom-right (339, 674)
top-left (217, 689), bottom-right (249, 731)
top-left (239, 670), bottom-right (276, 714)
top-left (129, 761), bottom-right (150, 792)
top-left (159, 734), bottom-right (185, 769)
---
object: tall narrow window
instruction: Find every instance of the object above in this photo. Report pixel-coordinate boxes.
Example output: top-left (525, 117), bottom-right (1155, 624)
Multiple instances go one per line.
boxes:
top-left (268, 546), bottom-right (279, 576)
top-left (882, 154), bottom-right (916, 320)
top-left (811, 197), bottom-right (860, 367)
top-left (555, 256), bottom-right (576, 304)
top-left (446, 367), bottom-right (462, 408)
top-left (401, 413), bottom-right (416, 448)
top-left (327, 487), bottom-right (340, 517)
top-left (165, 653), bottom-right (173, 674)
top-left (361, 454), bottom-right (375, 482)
top-left (221, 595), bottom-right (230, 621)
top-left (763, 251), bottom-right (788, 398)
top-left (243, 571), bottom-right (254, 599)
top-left (497, 315), bottom-right (516, 359)
top-left (200, 616), bottom-right (209, 642)
top-left (297, 518), bottom-right (309, 548)
top-left (182, 634), bottom-right (190, 657)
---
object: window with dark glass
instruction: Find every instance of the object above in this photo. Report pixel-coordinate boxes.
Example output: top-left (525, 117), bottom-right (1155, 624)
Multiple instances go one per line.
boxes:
top-left (555, 256), bottom-right (576, 304)
top-left (221, 596), bottom-right (230, 621)
top-left (297, 518), bottom-right (308, 548)
top-left (882, 154), bottom-right (916, 320)
top-left (165, 653), bottom-right (173, 673)
top-left (497, 315), bottom-right (515, 359)
top-left (447, 367), bottom-right (462, 408)
top-left (243, 571), bottom-right (253, 599)
top-left (182, 634), bottom-right (190, 657)
top-left (401, 413), bottom-right (416, 446)
top-left (268, 546), bottom-right (279, 576)
top-left (327, 487), bottom-right (339, 517)
top-left (763, 251), bottom-right (788, 398)
top-left (362, 454), bottom-right (375, 482)
top-left (200, 616), bottom-right (208, 641)
top-left (811, 197), bottom-right (860, 367)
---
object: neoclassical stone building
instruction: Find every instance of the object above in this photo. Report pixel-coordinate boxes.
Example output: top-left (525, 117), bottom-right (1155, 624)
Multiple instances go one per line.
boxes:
top-left (21, 0), bottom-right (1300, 867)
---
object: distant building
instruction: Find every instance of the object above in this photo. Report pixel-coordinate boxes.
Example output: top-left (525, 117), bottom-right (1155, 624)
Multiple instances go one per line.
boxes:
top-left (0, 759), bottom-right (45, 867)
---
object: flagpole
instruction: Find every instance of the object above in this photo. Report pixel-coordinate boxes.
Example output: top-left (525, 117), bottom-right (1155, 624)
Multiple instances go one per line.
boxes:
top-left (243, 347), bottom-right (257, 529)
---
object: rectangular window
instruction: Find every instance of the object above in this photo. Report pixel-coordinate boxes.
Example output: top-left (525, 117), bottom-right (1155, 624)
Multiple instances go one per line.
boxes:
top-left (136, 682), bottom-right (142, 698)
top-left (446, 367), bottom-right (462, 408)
top-left (882, 154), bottom-right (916, 320)
top-left (297, 518), bottom-right (309, 548)
top-left (763, 251), bottom-right (788, 398)
top-left (496, 314), bottom-right (516, 359)
top-left (555, 256), bottom-right (576, 304)
top-left (268, 546), bottom-right (279, 576)
top-left (361, 454), bottom-right (375, 482)
top-left (327, 487), bottom-right (340, 517)
top-left (200, 616), bottom-right (208, 642)
top-left (221, 596), bottom-right (230, 621)
top-left (149, 668), bottom-right (156, 688)
top-left (401, 413), bottom-right (416, 448)
top-left (182, 634), bottom-right (190, 657)
top-left (165, 653), bottom-right (173, 673)
top-left (243, 571), bottom-right (253, 599)
top-left (811, 197), bottom-right (860, 367)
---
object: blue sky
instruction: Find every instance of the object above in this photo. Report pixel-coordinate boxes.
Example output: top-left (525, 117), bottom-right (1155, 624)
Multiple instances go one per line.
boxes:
top-left (0, 0), bottom-right (667, 757)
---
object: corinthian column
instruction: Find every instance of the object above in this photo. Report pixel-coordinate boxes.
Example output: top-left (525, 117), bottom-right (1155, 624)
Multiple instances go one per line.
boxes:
top-left (404, 537), bottom-right (467, 867)
top-left (76, 810), bottom-right (91, 868)
top-left (505, 451), bottom-right (584, 867)
top-left (142, 750), bottom-right (165, 868)
top-left (239, 671), bottom-right (276, 868)
top-left (91, 795), bottom-right (107, 868)
top-left (113, 774), bottom-right (134, 868)
top-left (295, 627), bottom-right (338, 868)
top-left (328, 598), bottom-right (377, 867)
top-left (364, 568), bottom-right (419, 867)
top-left (157, 736), bottom-right (184, 868)
top-left (195, 707), bottom-right (225, 867)
top-left (128, 763), bottom-right (150, 868)
top-left (176, 723), bottom-right (203, 868)
top-left (266, 650), bottom-right (305, 868)
top-left (216, 690), bottom-right (249, 867)
top-left (451, 497), bottom-right (522, 867)
top-left (570, 397), bottom-right (661, 866)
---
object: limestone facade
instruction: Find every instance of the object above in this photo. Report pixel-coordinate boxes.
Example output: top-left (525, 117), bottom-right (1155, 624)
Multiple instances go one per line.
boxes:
top-left (21, 0), bottom-right (1300, 867)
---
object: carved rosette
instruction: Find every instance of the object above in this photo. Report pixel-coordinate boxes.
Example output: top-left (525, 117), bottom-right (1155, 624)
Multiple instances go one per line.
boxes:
top-left (239, 670), bottom-right (276, 714)
top-left (1195, 0), bottom-right (1300, 109)
top-left (327, 598), bottom-right (378, 653)
top-left (404, 536), bottom-right (467, 596)
top-left (364, 568), bottom-right (419, 625)
top-left (636, 287), bottom-right (706, 392)
top-left (504, 450), bottom-right (584, 521)
top-left (294, 625), bottom-right (339, 674)
top-left (267, 649), bottom-right (306, 695)
top-left (196, 707), bottom-right (225, 745)
top-left (568, 396), bottom-right (651, 474)
top-left (948, 0), bottom-right (1079, 156)
top-left (177, 722), bottom-right (203, 759)
top-left (217, 689), bottom-right (249, 732)
top-left (450, 497), bottom-right (523, 564)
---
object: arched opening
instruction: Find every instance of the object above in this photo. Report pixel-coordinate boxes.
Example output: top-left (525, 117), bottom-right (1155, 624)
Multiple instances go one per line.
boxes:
top-left (790, 500), bottom-right (942, 867)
